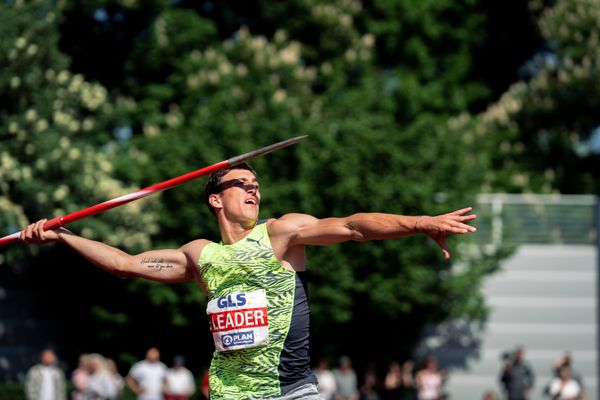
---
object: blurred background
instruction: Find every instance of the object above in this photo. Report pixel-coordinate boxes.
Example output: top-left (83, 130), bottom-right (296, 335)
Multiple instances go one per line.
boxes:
top-left (0, 0), bottom-right (599, 399)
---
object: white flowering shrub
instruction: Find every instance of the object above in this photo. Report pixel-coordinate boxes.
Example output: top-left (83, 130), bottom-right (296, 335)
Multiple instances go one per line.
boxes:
top-left (448, 0), bottom-right (600, 194)
top-left (0, 1), bottom-right (158, 265)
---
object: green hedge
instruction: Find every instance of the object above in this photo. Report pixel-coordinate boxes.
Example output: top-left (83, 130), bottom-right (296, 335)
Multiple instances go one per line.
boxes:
top-left (0, 383), bottom-right (26, 400)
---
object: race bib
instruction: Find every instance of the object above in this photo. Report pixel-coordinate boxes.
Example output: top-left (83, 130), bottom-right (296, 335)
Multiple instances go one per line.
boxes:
top-left (206, 290), bottom-right (269, 352)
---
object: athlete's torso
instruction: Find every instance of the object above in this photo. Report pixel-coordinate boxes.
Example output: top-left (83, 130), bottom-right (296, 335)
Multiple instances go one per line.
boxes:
top-left (198, 223), bottom-right (316, 399)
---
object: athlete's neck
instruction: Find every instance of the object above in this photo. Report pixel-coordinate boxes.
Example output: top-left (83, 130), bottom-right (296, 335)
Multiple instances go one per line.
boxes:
top-left (217, 216), bottom-right (258, 245)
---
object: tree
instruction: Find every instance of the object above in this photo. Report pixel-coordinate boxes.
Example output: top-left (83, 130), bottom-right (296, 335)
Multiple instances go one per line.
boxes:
top-left (0, 0), bottom-right (160, 367)
top-left (453, 0), bottom-right (600, 194)
top-left (2, 0), bottom-right (518, 370)
top-left (114, 16), bottom-right (499, 362)
top-left (0, 0), bottom-right (159, 259)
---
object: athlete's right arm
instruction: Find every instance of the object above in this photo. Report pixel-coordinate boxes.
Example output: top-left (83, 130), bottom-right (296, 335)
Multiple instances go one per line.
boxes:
top-left (20, 219), bottom-right (208, 283)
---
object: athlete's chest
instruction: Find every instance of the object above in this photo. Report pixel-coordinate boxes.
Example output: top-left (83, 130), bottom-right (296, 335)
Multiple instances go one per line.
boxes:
top-left (202, 238), bottom-right (293, 290)
top-left (205, 235), bottom-right (276, 270)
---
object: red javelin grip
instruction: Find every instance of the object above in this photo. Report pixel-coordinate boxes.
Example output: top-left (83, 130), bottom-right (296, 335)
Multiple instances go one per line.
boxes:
top-left (0, 135), bottom-right (307, 248)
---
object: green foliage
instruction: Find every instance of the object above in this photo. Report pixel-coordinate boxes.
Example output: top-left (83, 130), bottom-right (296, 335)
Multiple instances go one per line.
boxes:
top-left (111, 14), bottom-right (495, 357)
top-left (539, 0), bottom-right (600, 60)
top-left (1, 0), bottom-right (524, 368)
top-left (0, 1), bottom-right (158, 269)
top-left (124, 8), bottom-right (218, 93)
top-left (455, 0), bottom-right (600, 194)
top-left (361, 0), bottom-right (491, 120)
top-left (253, 0), bottom-right (363, 63)
top-left (0, 382), bottom-right (26, 400)
top-left (362, 0), bottom-right (484, 66)
top-left (59, 0), bottom-right (170, 88)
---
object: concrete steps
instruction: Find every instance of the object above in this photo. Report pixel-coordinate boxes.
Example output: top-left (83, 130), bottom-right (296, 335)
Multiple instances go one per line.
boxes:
top-left (416, 245), bottom-right (598, 400)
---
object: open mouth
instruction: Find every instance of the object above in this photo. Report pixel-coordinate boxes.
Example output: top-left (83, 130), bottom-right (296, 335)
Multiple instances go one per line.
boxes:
top-left (245, 199), bottom-right (257, 206)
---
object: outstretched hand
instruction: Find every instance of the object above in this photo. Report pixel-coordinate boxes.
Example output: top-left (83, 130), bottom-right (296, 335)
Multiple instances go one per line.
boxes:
top-left (416, 207), bottom-right (477, 260)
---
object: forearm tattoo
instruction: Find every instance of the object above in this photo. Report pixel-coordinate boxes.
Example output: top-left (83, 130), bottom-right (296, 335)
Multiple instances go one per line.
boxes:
top-left (140, 258), bottom-right (174, 271)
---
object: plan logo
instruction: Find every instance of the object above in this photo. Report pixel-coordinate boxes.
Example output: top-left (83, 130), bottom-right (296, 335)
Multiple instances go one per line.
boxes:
top-left (222, 331), bottom-right (255, 347)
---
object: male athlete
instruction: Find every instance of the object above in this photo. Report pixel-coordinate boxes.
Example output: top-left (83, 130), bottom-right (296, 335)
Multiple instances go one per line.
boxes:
top-left (21, 163), bottom-right (477, 400)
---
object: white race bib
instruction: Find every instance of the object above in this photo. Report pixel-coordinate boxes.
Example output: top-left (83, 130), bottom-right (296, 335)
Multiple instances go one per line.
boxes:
top-left (206, 290), bottom-right (269, 352)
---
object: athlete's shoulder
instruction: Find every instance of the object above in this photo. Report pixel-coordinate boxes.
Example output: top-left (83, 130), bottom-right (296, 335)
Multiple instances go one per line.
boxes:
top-left (266, 213), bottom-right (318, 237)
top-left (180, 238), bottom-right (212, 265)
top-left (180, 238), bottom-right (212, 251)
top-left (269, 213), bottom-right (318, 227)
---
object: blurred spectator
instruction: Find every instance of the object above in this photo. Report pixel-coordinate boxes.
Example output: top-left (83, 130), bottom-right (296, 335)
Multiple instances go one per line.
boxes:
top-left (200, 370), bottom-right (209, 399)
top-left (415, 356), bottom-right (446, 400)
top-left (500, 347), bottom-right (534, 400)
top-left (384, 361), bottom-right (415, 400)
top-left (401, 361), bottom-right (416, 400)
top-left (25, 348), bottom-right (67, 400)
top-left (83, 354), bottom-right (119, 400)
top-left (482, 391), bottom-right (497, 400)
top-left (163, 356), bottom-right (195, 400)
top-left (553, 353), bottom-right (585, 399)
top-left (72, 354), bottom-right (90, 400)
top-left (314, 359), bottom-right (337, 400)
top-left (105, 358), bottom-right (124, 399)
top-left (360, 362), bottom-right (381, 400)
top-left (384, 362), bottom-right (403, 400)
top-left (334, 356), bottom-right (359, 400)
top-left (126, 348), bottom-right (167, 400)
top-left (546, 364), bottom-right (581, 400)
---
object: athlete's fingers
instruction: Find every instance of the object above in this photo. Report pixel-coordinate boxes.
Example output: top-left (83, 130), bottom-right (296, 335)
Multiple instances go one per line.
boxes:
top-left (32, 220), bottom-right (44, 241)
top-left (450, 207), bottom-right (473, 216)
top-left (37, 219), bottom-right (49, 241)
top-left (460, 214), bottom-right (477, 221)
top-left (453, 222), bottom-right (476, 233)
top-left (447, 214), bottom-right (476, 224)
top-left (24, 223), bottom-right (35, 242)
top-left (449, 227), bottom-right (469, 234)
top-left (439, 211), bottom-right (476, 227)
top-left (435, 233), bottom-right (450, 260)
top-left (37, 219), bottom-right (48, 240)
top-left (439, 220), bottom-right (475, 234)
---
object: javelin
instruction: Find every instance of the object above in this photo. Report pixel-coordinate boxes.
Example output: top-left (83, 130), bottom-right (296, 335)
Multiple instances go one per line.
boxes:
top-left (0, 135), bottom-right (307, 248)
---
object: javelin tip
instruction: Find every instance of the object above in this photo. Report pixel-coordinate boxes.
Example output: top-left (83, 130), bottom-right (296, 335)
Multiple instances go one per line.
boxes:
top-left (228, 135), bottom-right (308, 165)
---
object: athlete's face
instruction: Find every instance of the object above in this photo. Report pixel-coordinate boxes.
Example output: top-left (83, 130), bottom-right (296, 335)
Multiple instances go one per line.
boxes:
top-left (210, 169), bottom-right (260, 225)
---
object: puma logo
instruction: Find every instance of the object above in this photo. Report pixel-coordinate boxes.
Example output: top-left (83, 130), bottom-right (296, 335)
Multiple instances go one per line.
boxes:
top-left (246, 236), bottom-right (263, 245)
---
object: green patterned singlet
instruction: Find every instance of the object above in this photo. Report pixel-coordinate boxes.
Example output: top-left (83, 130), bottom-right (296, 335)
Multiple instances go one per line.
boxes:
top-left (198, 222), bottom-right (316, 399)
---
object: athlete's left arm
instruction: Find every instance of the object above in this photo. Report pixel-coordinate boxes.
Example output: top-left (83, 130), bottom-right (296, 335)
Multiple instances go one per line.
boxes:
top-left (269, 208), bottom-right (476, 260)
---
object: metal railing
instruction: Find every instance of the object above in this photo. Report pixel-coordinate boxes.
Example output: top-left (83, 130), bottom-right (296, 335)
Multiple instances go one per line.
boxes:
top-left (476, 193), bottom-right (598, 246)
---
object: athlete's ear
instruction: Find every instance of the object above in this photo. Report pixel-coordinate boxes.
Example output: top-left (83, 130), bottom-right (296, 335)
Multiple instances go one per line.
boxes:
top-left (209, 193), bottom-right (223, 210)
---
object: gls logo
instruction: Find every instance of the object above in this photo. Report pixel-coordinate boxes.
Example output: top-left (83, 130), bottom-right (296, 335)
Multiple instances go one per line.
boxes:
top-left (217, 293), bottom-right (247, 308)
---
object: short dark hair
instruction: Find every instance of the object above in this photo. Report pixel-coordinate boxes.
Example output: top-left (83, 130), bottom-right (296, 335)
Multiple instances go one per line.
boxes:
top-left (204, 162), bottom-right (257, 214)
